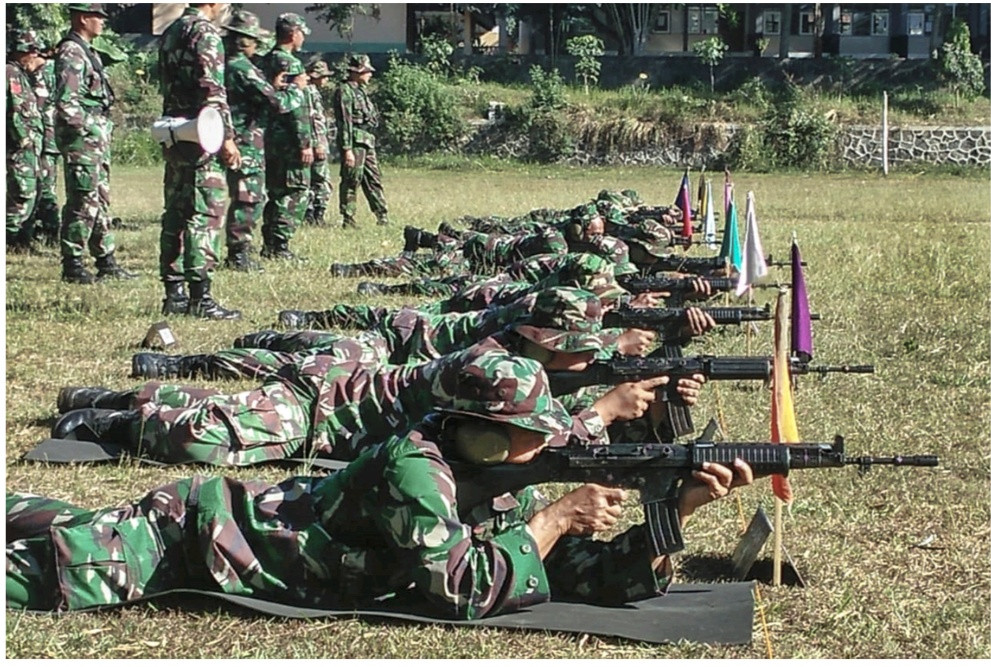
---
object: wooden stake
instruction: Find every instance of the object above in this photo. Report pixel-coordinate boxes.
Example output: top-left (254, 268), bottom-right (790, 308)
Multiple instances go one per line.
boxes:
top-left (773, 497), bottom-right (784, 585)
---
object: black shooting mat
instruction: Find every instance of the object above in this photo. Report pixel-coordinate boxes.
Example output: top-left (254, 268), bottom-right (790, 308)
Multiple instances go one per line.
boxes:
top-left (21, 583), bottom-right (755, 645)
top-left (19, 439), bottom-right (756, 644)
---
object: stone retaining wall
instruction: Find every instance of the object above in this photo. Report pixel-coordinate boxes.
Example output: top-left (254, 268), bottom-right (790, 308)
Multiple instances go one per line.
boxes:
top-left (463, 121), bottom-right (991, 167)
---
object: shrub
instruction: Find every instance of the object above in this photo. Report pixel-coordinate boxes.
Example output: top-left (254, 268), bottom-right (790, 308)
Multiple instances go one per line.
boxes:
top-left (375, 53), bottom-right (466, 154)
top-left (693, 36), bottom-right (728, 93)
top-left (565, 34), bottom-right (604, 95)
top-left (934, 19), bottom-right (986, 104)
top-left (505, 65), bottom-right (575, 163)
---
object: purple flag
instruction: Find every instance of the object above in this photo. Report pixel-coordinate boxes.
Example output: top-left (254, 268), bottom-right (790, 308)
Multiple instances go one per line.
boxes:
top-left (791, 235), bottom-right (813, 361)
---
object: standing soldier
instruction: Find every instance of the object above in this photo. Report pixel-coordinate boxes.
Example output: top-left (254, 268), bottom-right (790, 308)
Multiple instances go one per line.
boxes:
top-left (158, 2), bottom-right (242, 319)
top-left (303, 59), bottom-right (333, 226)
top-left (6, 30), bottom-right (45, 251)
top-left (333, 53), bottom-right (389, 229)
top-left (222, 10), bottom-right (299, 272)
top-left (54, 3), bottom-right (135, 283)
top-left (29, 43), bottom-right (61, 247)
top-left (260, 12), bottom-right (312, 260)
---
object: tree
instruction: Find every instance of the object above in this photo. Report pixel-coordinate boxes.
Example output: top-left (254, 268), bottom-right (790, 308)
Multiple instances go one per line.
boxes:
top-left (565, 34), bottom-right (604, 94)
top-left (6, 4), bottom-right (69, 50)
top-left (693, 37), bottom-right (728, 93)
top-left (934, 18), bottom-right (986, 104)
top-left (304, 4), bottom-right (381, 41)
top-left (588, 3), bottom-right (661, 56)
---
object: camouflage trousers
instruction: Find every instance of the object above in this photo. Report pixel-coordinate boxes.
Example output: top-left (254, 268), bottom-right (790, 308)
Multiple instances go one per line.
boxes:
top-left (33, 151), bottom-right (60, 242)
top-left (225, 167), bottom-right (265, 248)
top-left (60, 144), bottom-right (115, 260)
top-left (306, 157), bottom-right (332, 221)
top-left (339, 145), bottom-right (387, 220)
top-left (338, 250), bottom-right (466, 279)
top-left (6, 478), bottom-right (665, 611)
top-left (6, 147), bottom-right (39, 241)
top-left (160, 151), bottom-right (228, 283)
top-left (263, 156), bottom-right (310, 245)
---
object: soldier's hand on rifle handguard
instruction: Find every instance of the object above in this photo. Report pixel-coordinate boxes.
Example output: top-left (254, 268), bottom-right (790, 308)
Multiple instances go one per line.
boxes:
top-left (616, 328), bottom-right (657, 356)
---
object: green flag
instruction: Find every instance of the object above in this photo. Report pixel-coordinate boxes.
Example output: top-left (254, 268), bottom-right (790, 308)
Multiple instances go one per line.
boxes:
top-left (718, 198), bottom-right (742, 271)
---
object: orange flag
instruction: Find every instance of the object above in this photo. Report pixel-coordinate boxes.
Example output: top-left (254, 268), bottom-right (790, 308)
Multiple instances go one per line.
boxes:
top-left (770, 289), bottom-right (797, 503)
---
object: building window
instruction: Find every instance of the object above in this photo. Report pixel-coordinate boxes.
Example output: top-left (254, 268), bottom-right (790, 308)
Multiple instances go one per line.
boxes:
top-left (839, 7), bottom-right (872, 36)
top-left (871, 10), bottom-right (889, 36)
top-left (653, 10), bottom-right (671, 34)
top-left (907, 12), bottom-right (924, 36)
top-left (762, 10), bottom-right (781, 36)
top-left (799, 11), bottom-right (817, 35)
top-left (687, 6), bottom-right (719, 34)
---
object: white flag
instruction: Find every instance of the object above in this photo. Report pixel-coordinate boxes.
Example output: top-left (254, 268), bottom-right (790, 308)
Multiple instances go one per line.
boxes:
top-left (735, 191), bottom-right (769, 296)
top-left (703, 179), bottom-right (718, 249)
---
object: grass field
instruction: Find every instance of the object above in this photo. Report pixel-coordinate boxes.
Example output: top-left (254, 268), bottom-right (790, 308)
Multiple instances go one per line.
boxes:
top-left (5, 163), bottom-right (990, 658)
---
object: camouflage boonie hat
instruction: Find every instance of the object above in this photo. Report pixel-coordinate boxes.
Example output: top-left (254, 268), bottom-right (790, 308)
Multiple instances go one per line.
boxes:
top-left (596, 189), bottom-right (643, 209)
top-left (513, 287), bottom-right (604, 353)
top-left (67, 3), bottom-right (109, 17)
top-left (626, 219), bottom-right (673, 258)
top-left (569, 202), bottom-right (599, 223)
top-left (8, 29), bottom-right (42, 54)
top-left (225, 11), bottom-right (270, 40)
top-left (597, 236), bottom-right (638, 276)
top-left (536, 253), bottom-right (627, 301)
top-left (307, 60), bottom-right (331, 78)
top-left (435, 351), bottom-right (572, 438)
top-left (348, 53), bottom-right (375, 73)
top-left (277, 12), bottom-right (311, 36)
top-left (596, 201), bottom-right (627, 226)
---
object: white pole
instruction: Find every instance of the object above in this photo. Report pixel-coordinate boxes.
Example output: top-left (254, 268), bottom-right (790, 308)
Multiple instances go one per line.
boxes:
top-left (882, 91), bottom-right (889, 176)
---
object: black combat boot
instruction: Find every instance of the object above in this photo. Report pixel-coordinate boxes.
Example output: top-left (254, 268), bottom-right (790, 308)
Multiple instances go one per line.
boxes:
top-left (61, 256), bottom-right (95, 285)
top-left (341, 215), bottom-right (358, 230)
top-left (232, 330), bottom-right (283, 349)
top-left (188, 280), bottom-right (241, 320)
top-left (57, 386), bottom-right (137, 414)
top-left (95, 252), bottom-right (138, 281)
top-left (376, 212), bottom-right (390, 226)
top-left (225, 243), bottom-right (263, 272)
top-left (278, 310), bottom-right (315, 329)
top-left (403, 226), bottom-right (421, 253)
top-left (131, 352), bottom-right (213, 379)
top-left (357, 281), bottom-right (389, 296)
top-left (261, 240), bottom-right (297, 260)
top-left (51, 408), bottom-right (138, 443)
top-left (311, 206), bottom-right (327, 226)
top-left (330, 262), bottom-right (370, 278)
top-left (162, 280), bottom-right (190, 315)
top-left (438, 222), bottom-right (462, 240)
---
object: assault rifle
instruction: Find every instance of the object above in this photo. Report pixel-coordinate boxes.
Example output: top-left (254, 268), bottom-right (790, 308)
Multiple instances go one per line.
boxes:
top-left (546, 354), bottom-right (875, 397)
top-left (450, 437), bottom-right (938, 556)
top-left (619, 275), bottom-right (789, 297)
top-left (602, 305), bottom-right (820, 340)
top-left (645, 253), bottom-right (803, 275)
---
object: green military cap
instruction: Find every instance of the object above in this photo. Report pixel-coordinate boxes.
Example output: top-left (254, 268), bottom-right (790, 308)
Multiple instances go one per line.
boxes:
top-left (8, 29), bottom-right (42, 54)
top-left (66, 3), bottom-right (109, 17)
top-left (224, 10), bottom-right (270, 40)
top-left (435, 351), bottom-right (572, 438)
top-left (276, 12), bottom-right (311, 36)
top-left (307, 59), bottom-right (331, 78)
top-left (513, 287), bottom-right (604, 353)
top-left (348, 53), bottom-right (375, 73)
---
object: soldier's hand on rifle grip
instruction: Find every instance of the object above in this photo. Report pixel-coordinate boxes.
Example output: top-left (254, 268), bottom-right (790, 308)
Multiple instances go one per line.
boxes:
top-left (220, 139), bottom-right (242, 170)
top-left (616, 328), bottom-right (657, 356)
top-left (592, 376), bottom-right (668, 424)
top-left (343, 148), bottom-right (356, 168)
top-left (677, 458), bottom-right (755, 524)
top-left (301, 147), bottom-right (314, 166)
top-left (628, 291), bottom-right (668, 308)
top-left (314, 145), bottom-right (326, 161)
top-left (528, 484), bottom-right (628, 558)
top-left (682, 307), bottom-right (717, 337)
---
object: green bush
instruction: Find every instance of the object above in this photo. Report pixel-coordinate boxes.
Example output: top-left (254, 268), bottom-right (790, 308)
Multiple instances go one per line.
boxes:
top-left (501, 65), bottom-right (576, 163)
top-left (111, 128), bottom-right (164, 166)
top-left (934, 19), bottom-right (986, 103)
top-left (375, 53), bottom-right (467, 154)
top-left (565, 34), bottom-right (604, 95)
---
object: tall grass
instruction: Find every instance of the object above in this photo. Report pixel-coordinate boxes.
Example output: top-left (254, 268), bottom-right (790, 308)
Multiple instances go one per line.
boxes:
top-left (5, 165), bottom-right (990, 658)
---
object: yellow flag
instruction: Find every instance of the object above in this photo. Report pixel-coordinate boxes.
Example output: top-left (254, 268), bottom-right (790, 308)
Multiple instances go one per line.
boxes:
top-left (771, 290), bottom-right (797, 503)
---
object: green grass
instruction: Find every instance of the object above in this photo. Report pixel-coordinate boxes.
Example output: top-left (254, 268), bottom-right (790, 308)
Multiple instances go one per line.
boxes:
top-left (5, 164), bottom-right (991, 658)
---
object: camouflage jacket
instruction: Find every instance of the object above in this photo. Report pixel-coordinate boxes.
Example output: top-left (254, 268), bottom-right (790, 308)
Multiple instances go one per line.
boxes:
top-left (6, 62), bottom-right (42, 153)
top-left (30, 59), bottom-right (57, 154)
top-left (158, 6), bottom-right (234, 140)
top-left (308, 83), bottom-right (329, 153)
top-left (261, 47), bottom-right (311, 150)
top-left (225, 50), bottom-right (300, 173)
top-left (333, 80), bottom-right (378, 151)
top-left (53, 31), bottom-right (114, 158)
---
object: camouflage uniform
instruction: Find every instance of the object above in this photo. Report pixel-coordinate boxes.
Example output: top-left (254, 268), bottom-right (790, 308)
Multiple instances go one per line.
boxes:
top-left (260, 15), bottom-right (312, 257)
top-left (304, 61), bottom-right (333, 226)
top-left (10, 355), bottom-right (668, 615)
top-left (30, 57), bottom-right (61, 245)
top-left (158, 5), bottom-right (239, 317)
top-left (223, 11), bottom-right (301, 268)
top-left (5, 32), bottom-right (44, 248)
top-left (334, 54), bottom-right (388, 227)
top-left (53, 22), bottom-right (118, 277)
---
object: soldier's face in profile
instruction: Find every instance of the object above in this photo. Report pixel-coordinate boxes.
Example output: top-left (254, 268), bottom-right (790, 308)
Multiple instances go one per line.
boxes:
top-left (503, 425), bottom-right (549, 464)
top-left (292, 28), bottom-right (306, 50)
top-left (80, 14), bottom-right (105, 37)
